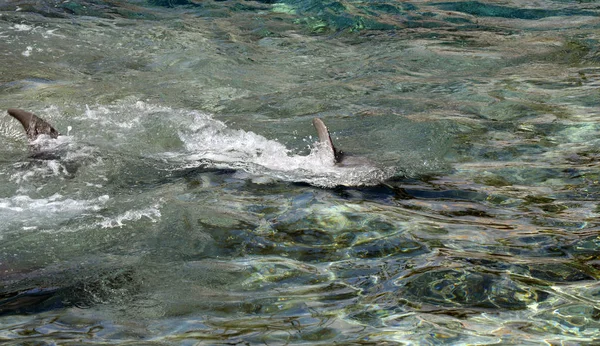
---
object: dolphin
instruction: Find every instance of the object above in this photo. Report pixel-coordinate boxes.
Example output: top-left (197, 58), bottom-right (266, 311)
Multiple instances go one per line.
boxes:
top-left (7, 108), bottom-right (60, 141)
top-left (7, 108), bottom-right (72, 162)
top-left (312, 117), bottom-right (375, 168)
top-left (312, 118), bottom-right (343, 164)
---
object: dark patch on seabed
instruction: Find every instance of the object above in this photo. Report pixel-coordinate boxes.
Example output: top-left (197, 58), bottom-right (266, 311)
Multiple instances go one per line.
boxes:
top-left (1, 0), bottom-right (600, 344)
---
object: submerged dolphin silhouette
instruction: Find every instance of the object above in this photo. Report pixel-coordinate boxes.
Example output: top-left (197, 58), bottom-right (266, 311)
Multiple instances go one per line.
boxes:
top-left (7, 108), bottom-right (59, 141)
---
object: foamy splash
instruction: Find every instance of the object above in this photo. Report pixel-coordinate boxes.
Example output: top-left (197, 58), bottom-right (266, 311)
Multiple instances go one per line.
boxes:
top-left (81, 101), bottom-right (391, 186)
top-left (0, 194), bottom-right (109, 233)
top-left (176, 111), bottom-right (391, 187)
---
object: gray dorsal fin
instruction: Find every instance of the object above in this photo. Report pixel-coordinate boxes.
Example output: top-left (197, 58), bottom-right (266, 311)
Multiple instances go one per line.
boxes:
top-left (7, 108), bottom-right (60, 141)
top-left (312, 118), bottom-right (342, 163)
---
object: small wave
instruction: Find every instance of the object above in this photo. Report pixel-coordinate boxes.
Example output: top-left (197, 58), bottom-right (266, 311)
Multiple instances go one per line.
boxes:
top-left (11, 24), bottom-right (35, 32)
top-left (0, 194), bottom-right (109, 233)
top-left (98, 204), bottom-right (162, 229)
top-left (0, 119), bottom-right (25, 143)
top-left (10, 159), bottom-right (72, 184)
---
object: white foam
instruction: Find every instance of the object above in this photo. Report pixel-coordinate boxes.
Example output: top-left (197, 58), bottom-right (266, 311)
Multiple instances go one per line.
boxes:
top-left (12, 24), bottom-right (33, 32)
top-left (22, 46), bottom-right (32, 57)
top-left (43, 29), bottom-right (66, 38)
top-left (9, 162), bottom-right (66, 183)
top-left (0, 194), bottom-right (104, 212)
top-left (6, 133), bottom-right (95, 183)
top-left (98, 204), bottom-right (161, 229)
top-left (0, 194), bottom-right (109, 233)
top-left (30, 132), bottom-right (72, 149)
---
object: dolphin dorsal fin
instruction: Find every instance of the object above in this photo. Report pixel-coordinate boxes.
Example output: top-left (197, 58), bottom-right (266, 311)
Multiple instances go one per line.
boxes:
top-left (7, 108), bottom-right (59, 141)
top-left (312, 118), bottom-right (342, 163)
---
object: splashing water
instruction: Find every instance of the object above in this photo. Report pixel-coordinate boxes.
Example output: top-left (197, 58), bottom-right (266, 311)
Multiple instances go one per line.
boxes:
top-left (177, 110), bottom-right (392, 187)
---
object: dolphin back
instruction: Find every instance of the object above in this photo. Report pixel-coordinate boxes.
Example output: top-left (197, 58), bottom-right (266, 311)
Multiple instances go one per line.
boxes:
top-left (312, 118), bottom-right (343, 164)
top-left (7, 109), bottom-right (59, 141)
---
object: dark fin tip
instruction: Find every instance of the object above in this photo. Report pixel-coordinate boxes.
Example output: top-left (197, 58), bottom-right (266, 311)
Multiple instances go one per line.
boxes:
top-left (7, 108), bottom-right (60, 141)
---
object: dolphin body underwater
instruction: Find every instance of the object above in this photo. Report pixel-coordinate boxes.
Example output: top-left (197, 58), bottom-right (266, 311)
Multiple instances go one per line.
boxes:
top-left (7, 108), bottom-right (367, 168)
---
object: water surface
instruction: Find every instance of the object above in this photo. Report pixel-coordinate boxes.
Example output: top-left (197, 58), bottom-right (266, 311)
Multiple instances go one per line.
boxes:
top-left (1, 0), bottom-right (599, 344)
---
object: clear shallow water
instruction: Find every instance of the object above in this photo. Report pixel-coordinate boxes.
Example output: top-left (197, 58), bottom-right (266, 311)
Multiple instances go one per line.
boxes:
top-left (0, 0), bottom-right (599, 344)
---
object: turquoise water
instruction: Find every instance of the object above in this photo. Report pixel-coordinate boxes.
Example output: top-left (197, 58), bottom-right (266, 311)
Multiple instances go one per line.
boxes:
top-left (0, 0), bottom-right (599, 344)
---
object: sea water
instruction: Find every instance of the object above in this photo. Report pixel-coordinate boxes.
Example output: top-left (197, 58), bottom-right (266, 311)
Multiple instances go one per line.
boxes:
top-left (0, 0), bottom-right (599, 344)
